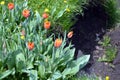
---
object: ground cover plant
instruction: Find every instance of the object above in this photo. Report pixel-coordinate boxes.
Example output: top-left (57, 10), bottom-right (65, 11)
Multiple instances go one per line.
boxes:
top-left (98, 36), bottom-right (117, 62)
top-left (0, 0), bottom-right (90, 80)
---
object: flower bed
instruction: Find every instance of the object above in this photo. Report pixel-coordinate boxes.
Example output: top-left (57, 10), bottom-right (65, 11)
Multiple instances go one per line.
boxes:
top-left (0, 0), bottom-right (90, 80)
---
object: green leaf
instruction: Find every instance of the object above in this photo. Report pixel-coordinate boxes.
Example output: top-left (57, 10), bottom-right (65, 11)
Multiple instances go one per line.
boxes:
top-left (62, 55), bottom-right (90, 76)
top-left (55, 48), bottom-right (75, 66)
top-left (0, 51), bottom-right (4, 64)
top-left (38, 64), bottom-right (45, 78)
top-left (76, 55), bottom-right (90, 69)
top-left (35, 11), bottom-right (42, 24)
top-left (62, 68), bottom-right (71, 76)
top-left (56, 8), bottom-right (66, 19)
top-left (51, 71), bottom-right (62, 80)
top-left (44, 43), bottom-right (53, 55)
top-left (16, 53), bottom-right (25, 71)
top-left (26, 57), bottom-right (34, 70)
top-left (29, 70), bottom-right (38, 80)
top-left (0, 68), bottom-right (14, 79)
top-left (6, 50), bottom-right (21, 69)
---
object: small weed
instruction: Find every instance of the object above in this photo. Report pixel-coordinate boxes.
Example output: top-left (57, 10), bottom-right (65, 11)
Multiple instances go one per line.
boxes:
top-left (98, 36), bottom-right (117, 62)
top-left (98, 36), bottom-right (111, 47)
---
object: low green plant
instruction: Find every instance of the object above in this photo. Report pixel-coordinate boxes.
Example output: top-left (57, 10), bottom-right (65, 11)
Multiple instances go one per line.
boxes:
top-left (98, 36), bottom-right (117, 62)
top-left (99, 36), bottom-right (111, 47)
top-left (0, 1), bottom-right (90, 80)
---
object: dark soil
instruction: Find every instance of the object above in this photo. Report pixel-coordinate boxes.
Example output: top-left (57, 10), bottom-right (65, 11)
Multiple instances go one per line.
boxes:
top-left (89, 27), bottom-right (120, 80)
top-left (70, 1), bottom-right (120, 80)
top-left (71, 0), bottom-right (108, 68)
top-left (72, 2), bottom-right (108, 57)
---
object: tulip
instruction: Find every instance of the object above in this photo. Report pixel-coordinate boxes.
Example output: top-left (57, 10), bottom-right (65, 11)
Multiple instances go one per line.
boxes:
top-left (54, 39), bottom-right (62, 48)
top-left (42, 13), bottom-right (49, 19)
top-left (67, 31), bottom-right (73, 38)
top-left (27, 42), bottom-right (34, 50)
top-left (22, 9), bottom-right (30, 18)
top-left (44, 21), bottom-right (51, 29)
top-left (8, 3), bottom-right (14, 10)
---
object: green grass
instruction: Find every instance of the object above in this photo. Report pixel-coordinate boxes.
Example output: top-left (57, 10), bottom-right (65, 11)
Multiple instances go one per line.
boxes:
top-left (104, 0), bottom-right (120, 28)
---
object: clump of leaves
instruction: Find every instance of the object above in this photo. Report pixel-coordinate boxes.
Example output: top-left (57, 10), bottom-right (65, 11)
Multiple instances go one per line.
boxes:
top-left (98, 36), bottom-right (117, 62)
top-left (99, 36), bottom-right (111, 47)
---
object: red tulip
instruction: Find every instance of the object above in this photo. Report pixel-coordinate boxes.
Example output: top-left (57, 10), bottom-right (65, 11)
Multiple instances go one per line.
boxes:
top-left (44, 21), bottom-right (51, 29)
top-left (22, 9), bottom-right (30, 18)
top-left (8, 3), bottom-right (14, 10)
top-left (42, 13), bottom-right (49, 19)
top-left (27, 42), bottom-right (34, 50)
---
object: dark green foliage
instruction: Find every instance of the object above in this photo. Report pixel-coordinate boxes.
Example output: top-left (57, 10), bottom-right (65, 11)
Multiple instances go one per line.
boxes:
top-left (99, 36), bottom-right (117, 62)
top-left (104, 0), bottom-right (120, 28)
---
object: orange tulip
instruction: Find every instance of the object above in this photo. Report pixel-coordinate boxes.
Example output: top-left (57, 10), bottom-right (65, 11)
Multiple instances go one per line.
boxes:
top-left (54, 39), bottom-right (62, 48)
top-left (42, 13), bottom-right (49, 19)
top-left (8, 3), bottom-right (14, 10)
top-left (67, 31), bottom-right (73, 38)
top-left (44, 21), bottom-right (51, 29)
top-left (27, 42), bottom-right (34, 50)
top-left (22, 9), bottom-right (30, 18)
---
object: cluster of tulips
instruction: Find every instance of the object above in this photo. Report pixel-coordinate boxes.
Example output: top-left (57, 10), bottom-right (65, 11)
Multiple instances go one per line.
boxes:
top-left (0, 1), bottom-right (90, 80)
top-left (7, 2), bottom-right (74, 51)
